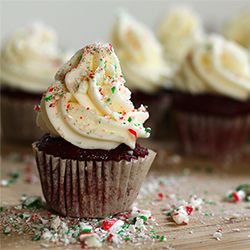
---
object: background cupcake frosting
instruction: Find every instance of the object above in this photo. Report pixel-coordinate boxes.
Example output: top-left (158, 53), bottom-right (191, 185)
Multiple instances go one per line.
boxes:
top-left (174, 34), bottom-right (250, 101)
top-left (110, 10), bottom-right (173, 93)
top-left (156, 5), bottom-right (204, 64)
top-left (1, 22), bottom-right (71, 93)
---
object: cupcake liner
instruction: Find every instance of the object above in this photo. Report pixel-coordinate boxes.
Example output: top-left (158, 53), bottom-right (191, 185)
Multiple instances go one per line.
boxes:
top-left (173, 110), bottom-right (250, 158)
top-left (1, 95), bottom-right (44, 142)
top-left (32, 142), bottom-right (156, 218)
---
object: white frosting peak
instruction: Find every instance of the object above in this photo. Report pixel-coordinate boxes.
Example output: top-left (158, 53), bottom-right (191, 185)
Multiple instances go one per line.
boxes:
top-left (174, 34), bottom-right (250, 101)
top-left (223, 7), bottom-right (250, 49)
top-left (37, 42), bottom-right (150, 150)
top-left (156, 6), bottom-right (204, 63)
top-left (1, 22), bottom-right (71, 93)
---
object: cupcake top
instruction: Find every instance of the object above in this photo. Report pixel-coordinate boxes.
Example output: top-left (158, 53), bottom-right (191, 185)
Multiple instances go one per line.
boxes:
top-left (223, 7), bottom-right (250, 49)
top-left (110, 11), bottom-right (173, 94)
top-left (174, 34), bottom-right (250, 101)
top-left (156, 5), bottom-right (204, 64)
top-left (36, 42), bottom-right (150, 150)
top-left (0, 22), bottom-right (71, 93)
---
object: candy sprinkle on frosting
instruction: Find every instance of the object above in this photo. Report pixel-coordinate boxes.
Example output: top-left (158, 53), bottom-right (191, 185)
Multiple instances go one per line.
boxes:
top-left (37, 42), bottom-right (150, 150)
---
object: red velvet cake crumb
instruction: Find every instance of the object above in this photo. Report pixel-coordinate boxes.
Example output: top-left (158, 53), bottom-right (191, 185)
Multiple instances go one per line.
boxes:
top-left (36, 134), bottom-right (148, 162)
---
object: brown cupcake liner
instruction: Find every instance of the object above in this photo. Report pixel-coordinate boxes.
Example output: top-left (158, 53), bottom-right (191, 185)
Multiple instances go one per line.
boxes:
top-left (32, 142), bottom-right (156, 218)
top-left (1, 95), bottom-right (44, 143)
top-left (172, 110), bottom-right (250, 158)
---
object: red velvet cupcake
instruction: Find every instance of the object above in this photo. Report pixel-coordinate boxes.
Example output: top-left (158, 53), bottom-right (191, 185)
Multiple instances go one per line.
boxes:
top-left (0, 22), bottom-right (71, 143)
top-left (33, 42), bottom-right (156, 218)
top-left (172, 35), bottom-right (250, 158)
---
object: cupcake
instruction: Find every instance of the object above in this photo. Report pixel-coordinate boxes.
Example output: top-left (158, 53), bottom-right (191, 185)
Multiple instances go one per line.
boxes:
top-left (32, 42), bottom-right (156, 218)
top-left (172, 34), bottom-right (250, 158)
top-left (1, 22), bottom-right (71, 143)
top-left (223, 7), bottom-right (250, 50)
top-left (110, 11), bottom-right (174, 138)
top-left (156, 5), bottom-right (204, 65)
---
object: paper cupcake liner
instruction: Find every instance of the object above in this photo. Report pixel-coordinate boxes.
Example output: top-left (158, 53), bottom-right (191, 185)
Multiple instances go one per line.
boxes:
top-left (172, 110), bottom-right (250, 158)
top-left (1, 95), bottom-right (44, 142)
top-left (32, 143), bottom-right (156, 218)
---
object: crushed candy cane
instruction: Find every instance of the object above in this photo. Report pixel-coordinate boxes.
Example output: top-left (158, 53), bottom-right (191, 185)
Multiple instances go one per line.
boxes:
top-left (189, 195), bottom-right (203, 210)
top-left (168, 196), bottom-right (203, 225)
top-left (102, 219), bottom-right (124, 233)
top-left (1, 198), bottom-right (166, 248)
top-left (172, 206), bottom-right (189, 225)
top-left (213, 232), bottom-right (222, 240)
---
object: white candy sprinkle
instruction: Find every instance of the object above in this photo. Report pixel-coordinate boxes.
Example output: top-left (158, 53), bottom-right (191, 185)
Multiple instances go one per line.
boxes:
top-left (109, 220), bottom-right (124, 233)
top-left (189, 195), bottom-right (203, 210)
top-left (213, 232), bottom-right (222, 240)
top-left (51, 216), bottom-right (61, 230)
top-left (1, 180), bottom-right (9, 187)
top-left (79, 222), bottom-right (92, 230)
top-left (172, 206), bottom-right (189, 225)
top-left (85, 235), bottom-right (102, 248)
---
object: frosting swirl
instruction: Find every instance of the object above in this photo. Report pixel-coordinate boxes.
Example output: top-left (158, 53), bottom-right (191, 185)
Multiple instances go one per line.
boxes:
top-left (156, 6), bottom-right (204, 63)
top-left (223, 7), bottom-right (250, 49)
top-left (174, 35), bottom-right (250, 101)
top-left (1, 22), bottom-right (71, 93)
top-left (36, 42), bottom-right (150, 150)
top-left (111, 11), bottom-right (173, 93)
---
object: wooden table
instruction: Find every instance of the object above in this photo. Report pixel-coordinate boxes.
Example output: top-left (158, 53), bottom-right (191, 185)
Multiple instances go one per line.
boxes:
top-left (1, 138), bottom-right (250, 249)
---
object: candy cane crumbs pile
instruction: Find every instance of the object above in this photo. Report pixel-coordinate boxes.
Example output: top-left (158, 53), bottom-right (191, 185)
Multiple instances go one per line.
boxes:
top-left (2, 151), bottom-right (250, 248)
top-left (1, 198), bottom-right (166, 248)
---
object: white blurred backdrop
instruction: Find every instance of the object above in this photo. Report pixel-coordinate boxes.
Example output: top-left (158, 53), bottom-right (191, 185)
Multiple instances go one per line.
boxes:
top-left (1, 1), bottom-right (249, 51)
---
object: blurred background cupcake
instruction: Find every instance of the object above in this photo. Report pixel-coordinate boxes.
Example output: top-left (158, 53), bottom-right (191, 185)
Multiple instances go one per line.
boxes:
top-left (223, 7), bottom-right (250, 51)
top-left (171, 34), bottom-right (250, 159)
top-left (156, 5), bottom-right (204, 68)
top-left (110, 10), bottom-right (174, 139)
top-left (1, 22), bottom-right (71, 143)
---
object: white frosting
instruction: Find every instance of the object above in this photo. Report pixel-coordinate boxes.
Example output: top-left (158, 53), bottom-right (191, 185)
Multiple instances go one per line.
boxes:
top-left (223, 7), bottom-right (250, 49)
top-left (174, 34), bottom-right (250, 101)
top-left (111, 11), bottom-right (173, 93)
top-left (37, 42), bottom-right (150, 150)
top-left (1, 22), bottom-right (71, 93)
top-left (156, 6), bottom-right (204, 63)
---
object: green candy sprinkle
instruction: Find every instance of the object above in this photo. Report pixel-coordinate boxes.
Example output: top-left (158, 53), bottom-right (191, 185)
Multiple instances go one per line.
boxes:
top-left (139, 216), bottom-right (148, 221)
top-left (44, 95), bottom-right (53, 102)
top-left (160, 236), bottom-right (166, 241)
top-left (81, 229), bottom-right (91, 233)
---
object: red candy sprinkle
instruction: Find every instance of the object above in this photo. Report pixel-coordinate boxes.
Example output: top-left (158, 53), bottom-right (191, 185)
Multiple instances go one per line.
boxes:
top-left (232, 192), bottom-right (240, 202)
top-left (186, 206), bottom-right (194, 215)
top-left (158, 193), bottom-right (164, 199)
top-left (107, 234), bottom-right (113, 241)
top-left (128, 129), bottom-right (137, 139)
top-left (82, 243), bottom-right (87, 248)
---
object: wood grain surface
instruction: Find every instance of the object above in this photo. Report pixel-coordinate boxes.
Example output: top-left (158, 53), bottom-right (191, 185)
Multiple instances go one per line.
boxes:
top-left (1, 138), bottom-right (250, 249)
